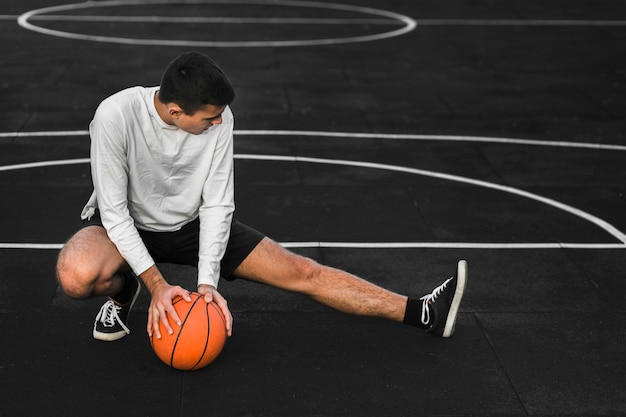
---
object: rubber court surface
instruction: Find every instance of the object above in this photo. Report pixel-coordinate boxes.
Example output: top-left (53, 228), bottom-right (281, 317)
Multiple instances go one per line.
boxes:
top-left (1, 0), bottom-right (625, 415)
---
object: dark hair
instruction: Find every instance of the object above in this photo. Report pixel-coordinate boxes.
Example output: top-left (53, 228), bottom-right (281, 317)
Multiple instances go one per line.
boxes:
top-left (158, 52), bottom-right (235, 114)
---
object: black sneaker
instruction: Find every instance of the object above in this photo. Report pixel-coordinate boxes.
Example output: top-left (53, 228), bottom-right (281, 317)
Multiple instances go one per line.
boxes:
top-left (420, 260), bottom-right (468, 338)
top-left (93, 273), bottom-right (141, 341)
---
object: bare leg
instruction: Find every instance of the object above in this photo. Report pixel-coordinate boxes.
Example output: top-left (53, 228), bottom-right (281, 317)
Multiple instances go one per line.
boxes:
top-left (233, 238), bottom-right (408, 322)
top-left (56, 226), bottom-right (129, 299)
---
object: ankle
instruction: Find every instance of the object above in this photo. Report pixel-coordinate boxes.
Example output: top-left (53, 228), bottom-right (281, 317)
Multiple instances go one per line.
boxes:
top-left (402, 297), bottom-right (431, 329)
top-left (111, 271), bottom-right (136, 305)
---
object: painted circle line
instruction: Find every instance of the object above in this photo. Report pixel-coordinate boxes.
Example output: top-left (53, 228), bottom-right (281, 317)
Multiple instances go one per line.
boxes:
top-left (17, 0), bottom-right (417, 47)
top-left (1, 146), bottom-right (625, 248)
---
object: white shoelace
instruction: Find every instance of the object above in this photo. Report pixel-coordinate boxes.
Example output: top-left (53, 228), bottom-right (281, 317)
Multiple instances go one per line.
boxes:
top-left (419, 277), bottom-right (453, 326)
top-left (95, 299), bottom-right (131, 334)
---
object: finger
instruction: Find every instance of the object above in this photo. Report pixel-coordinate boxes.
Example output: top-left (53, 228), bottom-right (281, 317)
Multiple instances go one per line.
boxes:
top-left (227, 310), bottom-right (233, 337)
top-left (159, 304), bottom-right (175, 335)
top-left (163, 286), bottom-right (190, 327)
top-left (224, 311), bottom-right (233, 337)
top-left (147, 307), bottom-right (153, 337)
top-left (180, 287), bottom-right (192, 302)
top-left (152, 307), bottom-right (162, 339)
top-left (213, 295), bottom-right (232, 337)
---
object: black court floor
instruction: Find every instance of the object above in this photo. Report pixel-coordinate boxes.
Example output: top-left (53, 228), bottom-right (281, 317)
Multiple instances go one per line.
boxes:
top-left (1, 1), bottom-right (625, 416)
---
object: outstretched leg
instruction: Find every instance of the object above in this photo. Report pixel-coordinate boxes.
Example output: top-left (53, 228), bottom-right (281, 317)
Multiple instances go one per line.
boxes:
top-left (233, 237), bottom-right (408, 322)
top-left (233, 237), bottom-right (467, 337)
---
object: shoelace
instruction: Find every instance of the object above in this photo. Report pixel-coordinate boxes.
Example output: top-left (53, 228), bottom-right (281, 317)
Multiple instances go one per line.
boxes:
top-left (419, 277), bottom-right (453, 326)
top-left (95, 299), bottom-right (131, 334)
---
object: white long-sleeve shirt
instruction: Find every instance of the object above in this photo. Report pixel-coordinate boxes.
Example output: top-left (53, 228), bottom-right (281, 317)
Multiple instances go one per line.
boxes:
top-left (81, 86), bottom-right (235, 288)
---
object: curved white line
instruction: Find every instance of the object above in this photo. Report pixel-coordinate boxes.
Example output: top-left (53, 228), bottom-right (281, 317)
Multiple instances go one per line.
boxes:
top-left (234, 130), bottom-right (626, 152)
top-left (17, 0), bottom-right (416, 47)
top-left (2, 155), bottom-right (625, 246)
top-left (3, 129), bottom-right (625, 152)
top-left (236, 154), bottom-right (626, 244)
top-left (0, 158), bottom-right (90, 172)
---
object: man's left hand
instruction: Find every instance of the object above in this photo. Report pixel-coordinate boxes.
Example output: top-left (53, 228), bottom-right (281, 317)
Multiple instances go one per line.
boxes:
top-left (197, 284), bottom-right (233, 337)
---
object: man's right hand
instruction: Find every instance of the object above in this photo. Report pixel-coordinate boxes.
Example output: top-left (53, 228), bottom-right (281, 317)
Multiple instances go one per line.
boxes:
top-left (140, 265), bottom-right (191, 339)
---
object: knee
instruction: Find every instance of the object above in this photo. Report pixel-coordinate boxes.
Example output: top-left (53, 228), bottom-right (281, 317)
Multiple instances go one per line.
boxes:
top-left (290, 256), bottom-right (324, 293)
top-left (55, 226), bottom-right (124, 299)
top-left (56, 251), bottom-right (96, 299)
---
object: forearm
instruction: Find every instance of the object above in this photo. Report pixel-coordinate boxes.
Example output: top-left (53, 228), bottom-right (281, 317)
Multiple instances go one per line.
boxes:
top-left (139, 264), bottom-right (168, 295)
top-left (197, 121), bottom-right (235, 287)
top-left (198, 206), bottom-right (233, 288)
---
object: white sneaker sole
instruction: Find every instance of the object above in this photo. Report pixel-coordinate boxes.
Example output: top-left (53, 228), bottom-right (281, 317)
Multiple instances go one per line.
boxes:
top-left (442, 260), bottom-right (467, 338)
top-left (93, 328), bottom-right (129, 342)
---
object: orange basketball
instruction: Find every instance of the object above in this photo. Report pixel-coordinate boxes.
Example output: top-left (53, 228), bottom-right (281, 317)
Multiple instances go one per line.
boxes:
top-left (150, 292), bottom-right (227, 371)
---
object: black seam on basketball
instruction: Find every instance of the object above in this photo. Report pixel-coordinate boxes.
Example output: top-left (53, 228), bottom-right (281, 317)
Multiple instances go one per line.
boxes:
top-left (207, 301), bottom-right (223, 323)
top-left (208, 302), bottom-right (226, 337)
top-left (191, 302), bottom-right (211, 370)
top-left (170, 295), bottom-right (203, 368)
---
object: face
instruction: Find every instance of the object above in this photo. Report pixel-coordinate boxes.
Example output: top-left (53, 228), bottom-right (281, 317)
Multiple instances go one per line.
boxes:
top-left (172, 104), bottom-right (226, 135)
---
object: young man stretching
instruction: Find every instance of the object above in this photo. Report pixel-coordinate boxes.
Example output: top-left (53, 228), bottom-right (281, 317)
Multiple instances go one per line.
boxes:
top-left (56, 52), bottom-right (467, 343)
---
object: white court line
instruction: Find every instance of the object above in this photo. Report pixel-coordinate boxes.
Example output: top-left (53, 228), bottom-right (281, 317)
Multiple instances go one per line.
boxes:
top-left (2, 129), bottom-right (626, 152)
top-left (28, 15), bottom-right (401, 25)
top-left (1, 152), bottom-right (625, 249)
top-left (238, 153), bottom-right (626, 244)
top-left (27, 15), bottom-right (626, 27)
top-left (2, 242), bottom-right (625, 250)
top-left (417, 19), bottom-right (626, 27)
top-left (0, 158), bottom-right (89, 172)
top-left (12, 0), bottom-right (626, 49)
top-left (17, 0), bottom-right (416, 47)
top-left (280, 242), bottom-right (626, 249)
top-left (0, 130), bottom-right (89, 138)
top-left (235, 130), bottom-right (626, 152)
top-left (7, 13), bottom-right (626, 26)
top-left (0, 243), bottom-right (64, 250)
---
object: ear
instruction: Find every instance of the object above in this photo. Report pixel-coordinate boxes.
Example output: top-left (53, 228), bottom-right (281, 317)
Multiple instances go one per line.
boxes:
top-left (167, 103), bottom-right (184, 119)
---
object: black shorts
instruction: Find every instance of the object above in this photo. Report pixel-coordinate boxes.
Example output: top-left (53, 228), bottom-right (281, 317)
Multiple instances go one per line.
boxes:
top-left (83, 211), bottom-right (265, 280)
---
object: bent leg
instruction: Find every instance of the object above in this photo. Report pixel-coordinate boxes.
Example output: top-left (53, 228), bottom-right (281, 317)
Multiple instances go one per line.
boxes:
top-left (232, 238), bottom-right (408, 322)
top-left (56, 226), bottom-right (129, 299)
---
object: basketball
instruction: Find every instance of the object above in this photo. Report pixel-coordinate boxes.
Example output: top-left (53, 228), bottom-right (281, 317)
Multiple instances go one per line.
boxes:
top-left (150, 292), bottom-right (227, 371)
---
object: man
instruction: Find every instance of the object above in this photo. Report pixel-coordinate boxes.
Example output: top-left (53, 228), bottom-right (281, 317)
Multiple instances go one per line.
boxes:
top-left (56, 52), bottom-right (467, 344)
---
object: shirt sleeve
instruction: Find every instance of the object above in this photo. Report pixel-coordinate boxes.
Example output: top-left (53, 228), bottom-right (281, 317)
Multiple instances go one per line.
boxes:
top-left (197, 110), bottom-right (236, 289)
top-left (89, 102), bottom-right (156, 276)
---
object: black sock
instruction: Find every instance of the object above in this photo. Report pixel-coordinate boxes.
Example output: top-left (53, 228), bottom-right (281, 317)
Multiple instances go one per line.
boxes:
top-left (112, 272), bottom-right (135, 305)
top-left (403, 297), bottom-right (429, 329)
